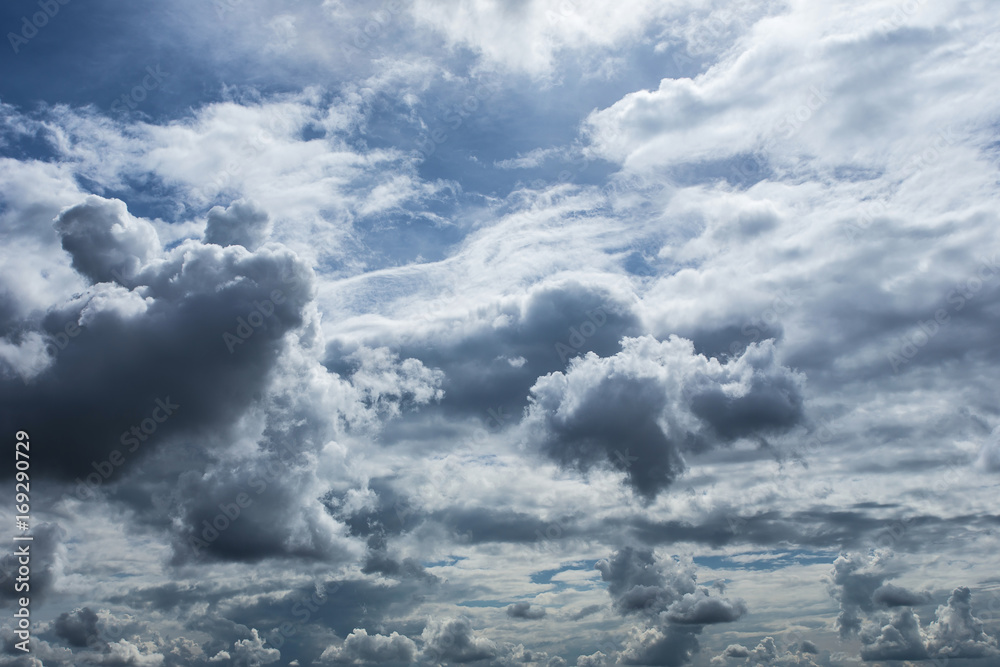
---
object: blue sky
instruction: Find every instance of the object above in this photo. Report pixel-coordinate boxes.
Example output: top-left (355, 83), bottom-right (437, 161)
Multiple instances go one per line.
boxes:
top-left (1, 1), bottom-right (1000, 666)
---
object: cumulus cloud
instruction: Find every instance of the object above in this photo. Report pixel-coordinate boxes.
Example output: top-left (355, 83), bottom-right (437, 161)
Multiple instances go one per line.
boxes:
top-left (53, 195), bottom-right (161, 285)
top-left (420, 617), bottom-right (498, 664)
top-left (52, 607), bottom-right (100, 648)
top-left (596, 547), bottom-right (746, 666)
top-left (663, 589), bottom-right (747, 625)
top-left (230, 628), bottom-right (280, 667)
top-left (859, 608), bottom-right (929, 662)
top-left (616, 625), bottom-right (701, 667)
top-left (1, 195), bottom-right (316, 480)
top-left (828, 551), bottom-right (902, 638)
top-left (924, 587), bottom-right (1000, 659)
top-left (710, 636), bottom-right (822, 666)
top-left (525, 336), bottom-right (805, 497)
top-left (575, 651), bottom-right (607, 667)
top-left (344, 345), bottom-right (444, 420)
top-left (830, 555), bottom-right (999, 662)
top-left (204, 199), bottom-right (272, 251)
top-left (319, 628), bottom-right (418, 664)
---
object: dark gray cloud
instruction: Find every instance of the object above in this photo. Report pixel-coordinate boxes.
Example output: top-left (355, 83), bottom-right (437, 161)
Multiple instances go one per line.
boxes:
top-left (625, 509), bottom-right (1000, 554)
top-left (568, 605), bottom-right (602, 621)
top-left (663, 591), bottom-right (747, 625)
top-left (328, 281), bottom-right (643, 422)
top-left (616, 625), bottom-right (701, 667)
top-left (525, 336), bottom-right (805, 498)
top-left (52, 607), bottom-right (100, 648)
top-left (872, 583), bottom-right (930, 608)
top-left (506, 602), bottom-right (546, 620)
top-left (420, 617), bottom-right (497, 664)
top-left (1, 195), bottom-right (315, 483)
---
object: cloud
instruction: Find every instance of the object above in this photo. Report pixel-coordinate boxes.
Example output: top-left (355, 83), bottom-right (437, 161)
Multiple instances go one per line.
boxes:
top-left (347, 279), bottom-right (644, 423)
top-left (2, 2), bottom-right (1000, 666)
top-left (924, 587), bottom-right (1000, 659)
top-left (525, 335), bottom-right (805, 497)
top-left (710, 636), bottom-right (822, 666)
top-left (506, 602), bottom-right (547, 620)
top-left (569, 605), bottom-right (602, 621)
top-left (871, 583), bottom-right (930, 608)
top-left (830, 559), bottom-right (1000, 662)
top-left (53, 195), bottom-right (161, 285)
top-left (343, 345), bottom-right (444, 419)
top-left (1, 194), bottom-right (317, 481)
top-left (204, 199), bottom-right (272, 251)
top-left (977, 426), bottom-right (1000, 472)
top-left (229, 628), bottom-right (280, 667)
top-left (575, 651), bottom-right (607, 667)
top-left (663, 590), bottom-right (747, 625)
top-left (827, 550), bottom-right (899, 638)
top-left (408, 0), bottom-right (679, 76)
top-left (860, 608), bottom-right (929, 662)
top-left (719, 644), bottom-right (749, 659)
top-left (420, 617), bottom-right (497, 664)
top-left (52, 607), bottom-right (100, 648)
top-left (596, 547), bottom-right (747, 666)
top-left (319, 628), bottom-right (418, 665)
top-left (616, 625), bottom-right (701, 667)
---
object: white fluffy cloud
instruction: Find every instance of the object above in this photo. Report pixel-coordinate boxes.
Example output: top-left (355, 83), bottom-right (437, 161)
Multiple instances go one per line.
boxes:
top-left (319, 628), bottom-right (418, 664)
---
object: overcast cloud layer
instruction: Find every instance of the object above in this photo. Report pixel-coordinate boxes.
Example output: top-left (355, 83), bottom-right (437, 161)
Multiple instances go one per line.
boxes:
top-left (1, 1), bottom-right (999, 666)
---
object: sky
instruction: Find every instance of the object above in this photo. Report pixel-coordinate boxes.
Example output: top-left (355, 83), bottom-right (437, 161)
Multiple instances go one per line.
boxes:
top-left (0, 1), bottom-right (999, 666)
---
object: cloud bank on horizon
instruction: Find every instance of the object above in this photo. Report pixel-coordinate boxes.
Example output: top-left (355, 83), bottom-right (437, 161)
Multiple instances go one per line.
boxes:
top-left (1, 0), bottom-right (999, 665)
